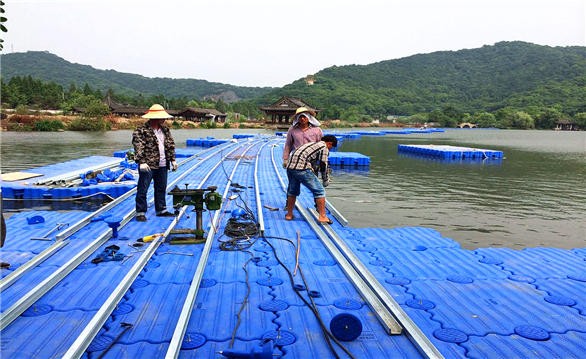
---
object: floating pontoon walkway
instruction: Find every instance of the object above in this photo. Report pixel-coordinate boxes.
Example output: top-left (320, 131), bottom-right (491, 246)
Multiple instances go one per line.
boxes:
top-left (398, 144), bottom-right (504, 160)
top-left (1, 135), bottom-right (584, 359)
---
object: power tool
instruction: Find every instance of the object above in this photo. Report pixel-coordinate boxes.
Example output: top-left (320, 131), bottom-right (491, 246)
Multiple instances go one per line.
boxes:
top-left (168, 184), bottom-right (222, 242)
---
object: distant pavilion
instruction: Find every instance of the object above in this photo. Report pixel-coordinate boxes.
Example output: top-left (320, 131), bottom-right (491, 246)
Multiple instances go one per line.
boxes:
top-left (259, 96), bottom-right (319, 124)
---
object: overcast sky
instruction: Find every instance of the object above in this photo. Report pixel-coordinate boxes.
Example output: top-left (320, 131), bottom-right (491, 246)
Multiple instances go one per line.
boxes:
top-left (3, 0), bottom-right (585, 87)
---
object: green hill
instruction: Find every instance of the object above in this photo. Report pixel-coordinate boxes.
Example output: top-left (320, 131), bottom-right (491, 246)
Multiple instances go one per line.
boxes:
top-left (0, 51), bottom-right (274, 102)
top-left (258, 41), bottom-right (586, 117)
top-left (2, 42), bottom-right (585, 119)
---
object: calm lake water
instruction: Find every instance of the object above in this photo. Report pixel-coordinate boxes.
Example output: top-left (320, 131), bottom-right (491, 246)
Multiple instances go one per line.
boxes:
top-left (1, 128), bottom-right (585, 250)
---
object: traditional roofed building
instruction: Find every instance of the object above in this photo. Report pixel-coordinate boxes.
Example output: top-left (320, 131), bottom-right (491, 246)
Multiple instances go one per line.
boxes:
top-left (555, 119), bottom-right (579, 131)
top-left (103, 95), bottom-right (148, 117)
top-left (177, 107), bottom-right (227, 123)
top-left (259, 96), bottom-right (319, 124)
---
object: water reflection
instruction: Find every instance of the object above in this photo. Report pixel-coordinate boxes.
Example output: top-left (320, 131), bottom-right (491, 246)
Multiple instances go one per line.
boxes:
top-left (330, 130), bottom-right (586, 250)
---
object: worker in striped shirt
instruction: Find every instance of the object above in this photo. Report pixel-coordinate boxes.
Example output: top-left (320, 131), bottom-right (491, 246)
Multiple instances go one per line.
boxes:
top-left (285, 135), bottom-right (338, 224)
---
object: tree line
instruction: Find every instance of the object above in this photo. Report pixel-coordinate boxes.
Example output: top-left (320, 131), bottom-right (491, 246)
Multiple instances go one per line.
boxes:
top-left (1, 75), bottom-right (264, 120)
top-left (2, 74), bottom-right (585, 130)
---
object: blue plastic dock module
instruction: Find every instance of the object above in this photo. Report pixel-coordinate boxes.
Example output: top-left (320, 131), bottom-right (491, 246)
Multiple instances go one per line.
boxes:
top-left (1, 136), bottom-right (585, 359)
top-left (398, 144), bottom-right (504, 160)
top-left (232, 134), bottom-right (256, 139)
top-left (380, 128), bottom-right (445, 134)
top-left (328, 152), bottom-right (370, 167)
top-left (113, 148), bottom-right (201, 158)
top-left (348, 130), bottom-right (385, 136)
top-left (0, 156), bottom-right (136, 199)
top-left (186, 137), bottom-right (230, 147)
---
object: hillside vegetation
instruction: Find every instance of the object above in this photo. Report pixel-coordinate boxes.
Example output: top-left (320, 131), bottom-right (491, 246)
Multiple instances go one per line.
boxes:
top-left (0, 51), bottom-right (274, 102)
top-left (257, 41), bottom-right (586, 118)
top-left (1, 41), bottom-right (585, 129)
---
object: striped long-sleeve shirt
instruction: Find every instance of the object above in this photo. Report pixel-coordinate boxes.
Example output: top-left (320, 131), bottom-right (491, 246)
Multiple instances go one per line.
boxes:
top-left (286, 141), bottom-right (330, 181)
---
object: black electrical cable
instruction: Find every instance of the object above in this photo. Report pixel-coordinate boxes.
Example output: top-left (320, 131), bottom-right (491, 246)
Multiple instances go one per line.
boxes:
top-left (229, 253), bottom-right (254, 348)
top-left (262, 235), bottom-right (356, 359)
top-left (215, 175), bottom-right (354, 357)
top-left (262, 235), bottom-right (340, 356)
top-left (219, 148), bottom-right (232, 183)
top-left (263, 235), bottom-right (347, 359)
top-left (223, 216), bottom-right (259, 238)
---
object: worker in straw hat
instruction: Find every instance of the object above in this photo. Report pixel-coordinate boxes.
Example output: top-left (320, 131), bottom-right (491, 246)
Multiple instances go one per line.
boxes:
top-left (282, 106), bottom-right (323, 168)
top-left (132, 104), bottom-right (177, 222)
top-left (285, 135), bottom-right (338, 224)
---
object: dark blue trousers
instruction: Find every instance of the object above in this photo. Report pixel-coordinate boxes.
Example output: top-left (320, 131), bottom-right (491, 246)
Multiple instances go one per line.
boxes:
top-left (135, 167), bottom-right (168, 216)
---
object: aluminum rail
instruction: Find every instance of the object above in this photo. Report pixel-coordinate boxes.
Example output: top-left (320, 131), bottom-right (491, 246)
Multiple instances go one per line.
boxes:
top-left (268, 145), bottom-right (403, 335)
top-left (270, 142), bottom-right (443, 358)
top-left (33, 157), bottom-right (122, 185)
top-left (0, 145), bottom-right (235, 331)
top-left (165, 141), bottom-right (259, 359)
top-left (0, 240), bottom-right (68, 291)
top-left (309, 209), bottom-right (444, 359)
top-left (254, 140), bottom-right (272, 234)
top-left (62, 208), bottom-right (185, 359)
top-left (0, 214), bottom-right (131, 330)
top-left (63, 141), bottom-right (248, 359)
top-left (56, 189), bottom-right (137, 241)
top-left (326, 198), bottom-right (349, 226)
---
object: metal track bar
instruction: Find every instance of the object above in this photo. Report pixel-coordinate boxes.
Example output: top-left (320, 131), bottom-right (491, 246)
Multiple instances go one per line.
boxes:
top-left (56, 189), bottom-right (136, 241)
top-left (254, 140), bottom-right (272, 234)
top-left (326, 198), bottom-right (349, 226)
top-left (62, 209), bottom-right (184, 359)
top-left (302, 206), bottom-right (403, 334)
top-left (33, 157), bottom-right (122, 185)
top-left (268, 145), bottom-right (402, 334)
top-left (0, 240), bottom-right (68, 292)
top-left (0, 227), bottom-right (115, 329)
top-left (165, 141), bottom-right (258, 359)
top-left (309, 209), bottom-right (444, 358)
top-left (65, 141), bottom-right (248, 358)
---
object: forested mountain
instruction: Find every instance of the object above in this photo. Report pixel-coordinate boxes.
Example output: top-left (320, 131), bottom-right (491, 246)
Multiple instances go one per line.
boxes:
top-left (1, 42), bottom-right (585, 125)
top-left (0, 51), bottom-right (274, 102)
top-left (256, 41), bottom-right (586, 119)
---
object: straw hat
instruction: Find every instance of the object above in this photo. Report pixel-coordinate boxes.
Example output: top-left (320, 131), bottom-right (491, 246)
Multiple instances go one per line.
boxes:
top-left (295, 107), bottom-right (316, 117)
top-left (142, 104), bottom-right (172, 119)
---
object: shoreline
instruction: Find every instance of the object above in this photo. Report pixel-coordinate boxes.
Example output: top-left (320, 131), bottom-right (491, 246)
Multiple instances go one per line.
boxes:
top-left (0, 114), bottom-right (414, 132)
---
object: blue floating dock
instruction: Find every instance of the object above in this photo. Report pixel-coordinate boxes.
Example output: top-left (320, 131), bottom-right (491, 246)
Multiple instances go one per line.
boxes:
top-left (398, 144), bottom-right (504, 160)
top-left (329, 152), bottom-right (370, 166)
top-left (0, 156), bottom-right (136, 200)
top-left (186, 137), bottom-right (230, 147)
top-left (381, 128), bottom-right (446, 134)
top-left (348, 130), bottom-right (385, 136)
top-left (113, 148), bottom-right (201, 159)
top-left (0, 135), bottom-right (583, 359)
top-left (323, 132), bottom-right (362, 140)
top-left (232, 134), bottom-right (257, 139)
